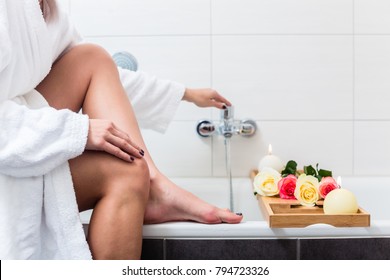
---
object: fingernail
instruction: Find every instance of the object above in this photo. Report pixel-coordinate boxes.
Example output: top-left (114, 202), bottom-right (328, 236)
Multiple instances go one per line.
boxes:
top-left (222, 105), bottom-right (227, 109)
top-left (139, 150), bottom-right (144, 156)
top-left (130, 156), bottom-right (135, 161)
top-left (235, 212), bottom-right (243, 216)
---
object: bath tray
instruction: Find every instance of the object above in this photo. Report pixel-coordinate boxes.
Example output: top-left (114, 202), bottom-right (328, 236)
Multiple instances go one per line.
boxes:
top-left (257, 195), bottom-right (370, 228)
top-left (250, 170), bottom-right (371, 228)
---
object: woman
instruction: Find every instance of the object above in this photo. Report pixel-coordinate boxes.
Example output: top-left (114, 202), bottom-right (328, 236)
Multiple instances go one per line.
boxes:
top-left (0, 0), bottom-right (242, 260)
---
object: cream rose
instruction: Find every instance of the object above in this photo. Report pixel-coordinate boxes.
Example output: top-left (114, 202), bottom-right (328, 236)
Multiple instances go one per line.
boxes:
top-left (294, 174), bottom-right (319, 206)
top-left (253, 167), bottom-right (282, 196)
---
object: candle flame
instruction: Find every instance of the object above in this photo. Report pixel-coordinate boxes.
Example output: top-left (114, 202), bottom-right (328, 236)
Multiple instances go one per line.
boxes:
top-left (268, 144), bottom-right (272, 155)
top-left (336, 176), bottom-right (342, 188)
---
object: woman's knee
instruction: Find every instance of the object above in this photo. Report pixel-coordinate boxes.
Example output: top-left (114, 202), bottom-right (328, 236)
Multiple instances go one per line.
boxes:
top-left (65, 43), bottom-right (116, 72)
top-left (104, 157), bottom-right (151, 202)
top-left (70, 152), bottom-right (150, 210)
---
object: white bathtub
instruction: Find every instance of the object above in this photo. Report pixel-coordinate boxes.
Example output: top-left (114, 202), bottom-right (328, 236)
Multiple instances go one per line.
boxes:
top-left (81, 176), bottom-right (390, 239)
top-left (144, 177), bottom-right (390, 238)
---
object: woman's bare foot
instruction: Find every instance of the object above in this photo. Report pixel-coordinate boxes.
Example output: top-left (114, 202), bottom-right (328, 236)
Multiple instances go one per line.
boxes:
top-left (144, 173), bottom-right (243, 224)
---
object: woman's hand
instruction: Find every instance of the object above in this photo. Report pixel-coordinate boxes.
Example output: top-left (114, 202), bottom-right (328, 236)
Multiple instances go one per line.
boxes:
top-left (85, 119), bottom-right (144, 162)
top-left (182, 88), bottom-right (232, 109)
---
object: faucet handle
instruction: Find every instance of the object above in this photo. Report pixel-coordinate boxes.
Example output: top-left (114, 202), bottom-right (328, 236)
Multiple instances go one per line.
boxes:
top-left (239, 119), bottom-right (257, 137)
top-left (196, 120), bottom-right (216, 137)
top-left (221, 105), bottom-right (234, 120)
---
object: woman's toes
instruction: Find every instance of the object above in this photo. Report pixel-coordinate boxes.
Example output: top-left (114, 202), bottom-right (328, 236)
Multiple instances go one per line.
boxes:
top-left (218, 209), bottom-right (243, 224)
top-left (200, 207), bottom-right (243, 224)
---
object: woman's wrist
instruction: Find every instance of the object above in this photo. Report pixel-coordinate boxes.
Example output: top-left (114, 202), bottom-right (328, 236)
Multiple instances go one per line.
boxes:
top-left (182, 88), bottom-right (193, 103)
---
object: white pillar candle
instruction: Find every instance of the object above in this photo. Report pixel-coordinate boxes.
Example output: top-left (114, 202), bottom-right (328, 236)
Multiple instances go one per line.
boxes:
top-left (258, 144), bottom-right (285, 173)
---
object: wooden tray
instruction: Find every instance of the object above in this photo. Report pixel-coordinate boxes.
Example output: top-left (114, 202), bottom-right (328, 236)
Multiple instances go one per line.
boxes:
top-left (251, 170), bottom-right (371, 228)
top-left (257, 195), bottom-right (370, 228)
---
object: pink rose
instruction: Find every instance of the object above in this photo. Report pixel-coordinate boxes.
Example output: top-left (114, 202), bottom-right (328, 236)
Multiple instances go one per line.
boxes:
top-left (319, 177), bottom-right (339, 199)
top-left (278, 175), bottom-right (297, 199)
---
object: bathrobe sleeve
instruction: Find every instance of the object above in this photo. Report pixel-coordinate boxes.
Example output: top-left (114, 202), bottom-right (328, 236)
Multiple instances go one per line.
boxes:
top-left (0, 0), bottom-right (11, 73)
top-left (0, 100), bottom-right (89, 178)
top-left (118, 68), bottom-right (185, 133)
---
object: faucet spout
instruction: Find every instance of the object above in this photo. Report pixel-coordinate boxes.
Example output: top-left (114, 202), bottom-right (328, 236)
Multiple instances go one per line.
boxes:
top-left (220, 106), bottom-right (234, 138)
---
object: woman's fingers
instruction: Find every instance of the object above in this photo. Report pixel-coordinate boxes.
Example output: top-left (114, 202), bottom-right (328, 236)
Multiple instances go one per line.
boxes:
top-left (86, 119), bottom-right (144, 162)
top-left (211, 91), bottom-right (232, 107)
top-left (183, 88), bottom-right (232, 109)
top-left (108, 128), bottom-right (143, 159)
top-left (102, 141), bottom-right (135, 162)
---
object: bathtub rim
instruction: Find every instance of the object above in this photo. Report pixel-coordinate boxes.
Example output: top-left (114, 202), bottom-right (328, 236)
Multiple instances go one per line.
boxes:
top-left (141, 220), bottom-right (390, 239)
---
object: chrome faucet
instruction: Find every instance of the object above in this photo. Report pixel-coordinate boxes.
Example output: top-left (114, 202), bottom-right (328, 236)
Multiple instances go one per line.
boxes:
top-left (196, 106), bottom-right (256, 213)
top-left (196, 106), bottom-right (257, 138)
top-left (220, 106), bottom-right (234, 138)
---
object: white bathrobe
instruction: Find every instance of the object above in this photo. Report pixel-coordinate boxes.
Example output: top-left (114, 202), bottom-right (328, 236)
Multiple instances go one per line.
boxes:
top-left (0, 0), bottom-right (184, 259)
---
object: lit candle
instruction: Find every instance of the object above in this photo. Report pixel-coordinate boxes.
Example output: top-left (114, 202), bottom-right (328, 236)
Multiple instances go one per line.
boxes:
top-left (258, 144), bottom-right (285, 173)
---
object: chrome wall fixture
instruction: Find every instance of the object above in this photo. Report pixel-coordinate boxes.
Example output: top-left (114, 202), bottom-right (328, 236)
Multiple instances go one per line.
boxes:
top-left (196, 106), bottom-right (257, 138)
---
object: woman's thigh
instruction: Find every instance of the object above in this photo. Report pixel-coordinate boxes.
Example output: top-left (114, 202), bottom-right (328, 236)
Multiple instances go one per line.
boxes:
top-left (36, 43), bottom-right (115, 112)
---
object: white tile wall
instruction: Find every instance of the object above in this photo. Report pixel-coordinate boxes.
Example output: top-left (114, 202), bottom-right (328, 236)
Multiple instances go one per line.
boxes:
top-left (61, 0), bottom-right (390, 177)
top-left (355, 121), bottom-right (390, 175)
top-left (212, 35), bottom-right (353, 121)
top-left (355, 0), bottom-right (390, 34)
top-left (212, 0), bottom-right (353, 34)
top-left (355, 36), bottom-right (390, 119)
top-left (69, 0), bottom-right (210, 36)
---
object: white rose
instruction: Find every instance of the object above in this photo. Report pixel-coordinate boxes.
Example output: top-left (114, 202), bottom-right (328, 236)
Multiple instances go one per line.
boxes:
top-left (253, 167), bottom-right (281, 196)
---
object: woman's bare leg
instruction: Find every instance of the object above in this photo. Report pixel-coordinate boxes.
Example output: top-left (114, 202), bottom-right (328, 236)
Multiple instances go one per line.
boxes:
top-left (37, 45), bottom-right (150, 259)
top-left (37, 44), bottom-right (242, 229)
top-left (69, 152), bottom-right (149, 259)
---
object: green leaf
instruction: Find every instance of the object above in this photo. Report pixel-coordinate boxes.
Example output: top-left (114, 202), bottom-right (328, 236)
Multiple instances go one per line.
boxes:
top-left (304, 165), bottom-right (317, 177)
top-left (281, 160), bottom-right (297, 177)
top-left (318, 169), bottom-right (332, 178)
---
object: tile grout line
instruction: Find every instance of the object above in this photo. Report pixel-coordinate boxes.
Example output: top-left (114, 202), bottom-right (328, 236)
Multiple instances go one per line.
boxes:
top-left (210, 0), bottom-right (215, 176)
top-left (84, 33), bottom-right (390, 38)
